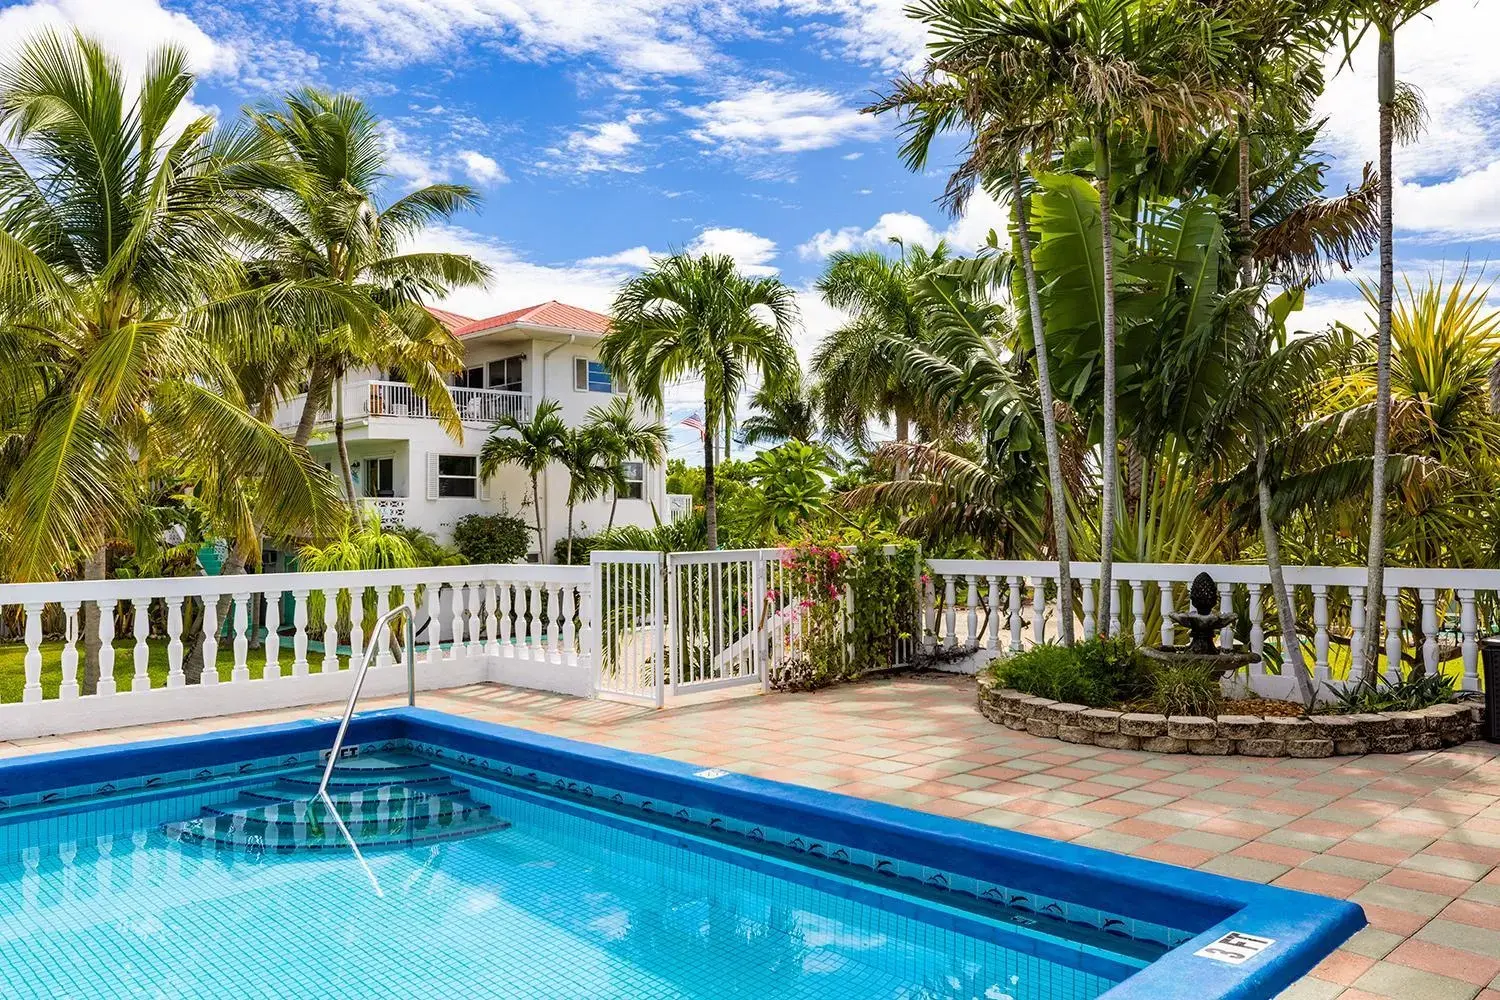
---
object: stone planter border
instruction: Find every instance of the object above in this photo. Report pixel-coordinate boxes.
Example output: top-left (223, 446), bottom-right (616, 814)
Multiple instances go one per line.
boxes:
top-left (977, 675), bottom-right (1485, 758)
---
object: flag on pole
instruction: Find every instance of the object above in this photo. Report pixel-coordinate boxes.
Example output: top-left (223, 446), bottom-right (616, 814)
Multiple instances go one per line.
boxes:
top-left (681, 412), bottom-right (706, 439)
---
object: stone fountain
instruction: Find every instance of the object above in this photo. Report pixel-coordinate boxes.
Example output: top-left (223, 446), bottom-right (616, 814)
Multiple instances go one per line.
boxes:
top-left (1141, 571), bottom-right (1257, 678)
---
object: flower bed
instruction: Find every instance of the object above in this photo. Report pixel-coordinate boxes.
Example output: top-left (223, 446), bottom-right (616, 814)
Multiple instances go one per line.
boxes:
top-left (976, 674), bottom-right (1485, 757)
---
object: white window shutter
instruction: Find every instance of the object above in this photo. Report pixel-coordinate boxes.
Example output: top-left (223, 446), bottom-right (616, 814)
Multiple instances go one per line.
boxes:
top-left (426, 453), bottom-right (439, 500)
top-left (574, 357), bottom-right (587, 391)
top-left (480, 469), bottom-right (491, 501)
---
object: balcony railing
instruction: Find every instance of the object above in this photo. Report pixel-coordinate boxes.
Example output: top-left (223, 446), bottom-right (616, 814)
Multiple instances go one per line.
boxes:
top-left (366, 381), bottom-right (532, 425)
top-left (275, 381), bottom-right (533, 432)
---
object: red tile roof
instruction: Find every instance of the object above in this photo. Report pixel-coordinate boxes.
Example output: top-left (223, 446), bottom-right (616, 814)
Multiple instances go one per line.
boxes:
top-left (425, 306), bottom-right (476, 331)
top-left (452, 300), bottom-right (612, 338)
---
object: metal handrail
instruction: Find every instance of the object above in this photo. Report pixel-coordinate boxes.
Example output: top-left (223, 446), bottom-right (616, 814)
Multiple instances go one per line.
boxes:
top-left (316, 603), bottom-right (417, 800)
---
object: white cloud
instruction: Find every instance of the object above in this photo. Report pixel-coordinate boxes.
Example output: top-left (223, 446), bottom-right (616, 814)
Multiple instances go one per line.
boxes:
top-left (1314, 0), bottom-right (1500, 236)
top-left (545, 119), bottom-right (647, 173)
top-left (381, 126), bottom-right (448, 189)
top-left (682, 84), bottom-right (878, 155)
top-left (798, 190), bottom-right (1007, 259)
top-left (458, 150), bottom-right (508, 185)
top-left (0, 0), bottom-right (236, 78)
top-left (577, 246), bottom-right (658, 269)
top-left (842, 152), bottom-right (864, 161)
top-left (779, 0), bottom-right (928, 73)
top-left (1391, 160), bottom-right (1500, 241)
top-left (687, 227), bottom-right (779, 275)
top-left (308, 0), bottom-right (714, 76)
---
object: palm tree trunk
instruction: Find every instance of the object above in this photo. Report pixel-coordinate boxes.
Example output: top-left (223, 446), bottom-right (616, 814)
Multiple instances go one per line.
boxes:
top-left (1238, 111), bottom-right (1256, 286)
top-left (567, 502), bottom-right (575, 563)
top-left (1257, 439), bottom-right (1314, 704)
top-left (80, 545), bottom-right (107, 695)
top-left (703, 413), bottom-right (719, 549)
top-left (531, 473), bottom-right (544, 560)
top-left (894, 409), bottom-right (911, 480)
top-left (1095, 132), bottom-right (1119, 637)
top-left (608, 494), bottom-right (619, 531)
top-left (334, 374), bottom-right (357, 503)
top-left (1361, 32), bottom-right (1396, 680)
top-left (292, 361), bottom-right (331, 448)
top-left (1014, 170), bottom-right (1074, 645)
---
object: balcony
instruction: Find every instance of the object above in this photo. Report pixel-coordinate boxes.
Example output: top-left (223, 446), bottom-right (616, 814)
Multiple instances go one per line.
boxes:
top-left (366, 381), bottom-right (532, 426)
top-left (367, 496), bottom-right (406, 527)
top-left (276, 380), bottom-right (533, 432)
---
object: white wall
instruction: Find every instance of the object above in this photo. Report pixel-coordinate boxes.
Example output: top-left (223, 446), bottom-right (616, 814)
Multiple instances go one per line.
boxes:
top-left (295, 331), bottom-right (667, 558)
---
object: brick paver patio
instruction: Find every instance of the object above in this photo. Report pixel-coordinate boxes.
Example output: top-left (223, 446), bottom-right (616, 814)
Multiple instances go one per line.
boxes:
top-left (3, 673), bottom-right (1497, 1000)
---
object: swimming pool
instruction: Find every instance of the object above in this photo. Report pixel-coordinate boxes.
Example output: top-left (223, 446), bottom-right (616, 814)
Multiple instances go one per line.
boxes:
top-left (0, 708), bottom-right (1363, 999)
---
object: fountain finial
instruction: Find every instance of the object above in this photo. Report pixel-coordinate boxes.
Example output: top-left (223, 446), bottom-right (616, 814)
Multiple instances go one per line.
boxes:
top-left (1190, 571), bottom-right (1217, 616)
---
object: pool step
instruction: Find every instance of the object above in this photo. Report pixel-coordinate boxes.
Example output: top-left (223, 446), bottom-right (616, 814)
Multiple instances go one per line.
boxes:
top-left (162, 755), bottom-right (506, 854)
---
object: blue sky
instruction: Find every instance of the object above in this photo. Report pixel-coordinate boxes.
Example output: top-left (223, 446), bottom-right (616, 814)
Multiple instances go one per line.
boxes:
top-left (4, 0), bottom-right (1500, 455)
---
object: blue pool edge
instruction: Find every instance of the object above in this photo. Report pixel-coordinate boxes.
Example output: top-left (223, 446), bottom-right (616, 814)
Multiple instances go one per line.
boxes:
top-left (0, 707), bottom-right (1365, 1000)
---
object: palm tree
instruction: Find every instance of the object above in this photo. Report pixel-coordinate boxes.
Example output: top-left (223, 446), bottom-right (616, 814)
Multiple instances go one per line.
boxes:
top-left (1334, 0), bottom-right (1439, 677)
top-left (479, 400), bottom-right (568, 557)
top-left (812, 241), bottom-right (948, 455)
top-left (878, 0), bottom-right (1234, 635)
top-left (0, 30), bottom-right (343, 691)
top-left (239, 89), bottom-right (491, 495)
top-left (585, 396), bottom-right (668, 529)
top-left (741, 376), bottom-right (820, 447)
top-left (868, 52), bottom-right (1079, 640)
top-left (605, 253), bottom-right (797, 549)
top-left (557, 427), bottom-right (619, 562)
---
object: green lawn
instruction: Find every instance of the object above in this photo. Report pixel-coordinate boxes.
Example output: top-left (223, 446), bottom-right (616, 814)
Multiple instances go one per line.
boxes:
top-left (0, 639), bottom-right (270, 703)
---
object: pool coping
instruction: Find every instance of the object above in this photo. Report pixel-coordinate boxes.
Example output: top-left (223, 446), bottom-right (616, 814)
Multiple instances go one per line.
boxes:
top-left (0, 707), bottom-right (1365, 1000)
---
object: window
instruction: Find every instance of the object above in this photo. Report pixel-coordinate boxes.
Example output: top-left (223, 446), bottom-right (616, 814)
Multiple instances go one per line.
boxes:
top-left (620, 461), bottom-right (645, 501)
top-left (437, 455), bottom-right (478, 498)
top-left (454, 366), bottom-right (484, 389)
top-left (488, 356), bottom-right (524, 392)
top-left (363, 458), bottom-right (395, 498)
top-left (574, 357), bottom-right (614, 393)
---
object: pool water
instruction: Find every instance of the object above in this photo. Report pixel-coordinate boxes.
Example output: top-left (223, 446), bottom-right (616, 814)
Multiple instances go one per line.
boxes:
top-left (0, 754), bottom-right (1147, 1000)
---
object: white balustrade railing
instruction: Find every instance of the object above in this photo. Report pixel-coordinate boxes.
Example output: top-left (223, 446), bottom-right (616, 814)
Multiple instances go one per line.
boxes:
top-left (920, 559), bottom-right (1491, 698)
top-left (0, 563), bottom-right (591, 739)
top-left (274, 381), bottom-right (533, 431)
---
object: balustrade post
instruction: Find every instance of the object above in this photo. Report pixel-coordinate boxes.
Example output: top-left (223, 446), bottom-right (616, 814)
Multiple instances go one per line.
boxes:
top-left (1460, 589), bottom-right (1479, 692)
top-left (965, 574), bottom-right (979, 647)
top-left (1349, 587), bottom-right (1365, 684)
top-left (291, 590), bottom-right (310, 677)
top-left (132, 600), bottom-right (151, 694)
top-left (1033, 575), bottom-right (1049, 645)
top-left (1248, 585), bottom-right (1265, 669)
top-left (264, 593), bottom-right (281, 681)
top-left (1008, 577), bottom-right (1023, 651)
top-left (1157, 581), bottom-right (1173, 648)
top-left (1384, 589), bottom-right (1402, 683)
top-left (231, 593), bottom-right (251, 683)
top-left (1218, 582), bottom-right (1234, 650)
top-left (322, 588), bottom-right (340, 674)
top-left (196, 596), bottom-right (215, 687)
top-left (987, 575), bottom-right (1001, 651)
top-left (485, 582), bottom-right (500, 655)
top-left (373, 587), bottom-right (392, 668)
top-left (943, 575), bottom-right (957, 648)
top-left (22, 603), bottom-right (43, 703)
top-left (1419, 588), bottom-right (1438, 676)
top-left (1312, 584), bottom-right (1330, 684)
top-left (60, 602), bottom-right (81, 699)
top-left (450, 584), bottom-right (467, 662)
top-left (425, 584), bottom-right (442, 666)
top-left (97, 600), bottom-right (117, 695)
top-left (1131, 582), bottom-right (1146, 645)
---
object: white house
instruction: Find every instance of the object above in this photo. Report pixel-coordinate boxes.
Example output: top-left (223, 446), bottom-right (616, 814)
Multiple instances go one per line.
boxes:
top-left (272, 301), bottom-right (669, 559)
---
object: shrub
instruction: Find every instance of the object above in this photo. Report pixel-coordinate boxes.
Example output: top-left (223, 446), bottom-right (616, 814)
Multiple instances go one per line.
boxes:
top-left (452, 513), bottom-right (531, 564)
top-left (1075, 635), bottom-right (1149, 702)
top-left (988, 644), bottom-right (1113, 707)
top-left (553, 533), bottom-right (597, 565)
top-left (1147, 662), bottom-right (1223, 717)
top-left (1320, 672), bottom-right (1460, 714)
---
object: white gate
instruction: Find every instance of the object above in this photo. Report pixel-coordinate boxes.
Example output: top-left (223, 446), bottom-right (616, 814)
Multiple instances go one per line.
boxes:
top-left (591, 551), bottom-right (664, 706)
top-left (668, 550), bottom-right (767, 694)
